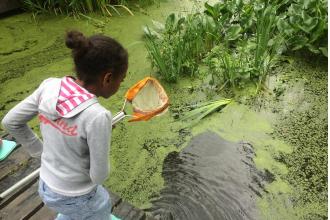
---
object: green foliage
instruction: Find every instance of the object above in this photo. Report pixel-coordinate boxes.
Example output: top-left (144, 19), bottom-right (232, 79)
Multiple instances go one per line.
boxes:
top-left (203, 45), bottom-right (254, 89)
top-left (204, 0), bottom-right (255, 43)
top-left (180, 99), bottom-right (232, 126)
top-left (203, 1), bottom-right (285, 90)
top-left (145, 0), bottom-right (327, 88)
top-left (254, 3), bottom-right (284, 84)
top-left (276, 0), bottom-right (328, 56)
top-left (203, 3), bottom-right (284, 91)
top-left (204, 0), bottom-right (328, 56)
top-left (22, 0), bottom-right (135, 16)
top-left (144, 13), bottom-right (218, 82)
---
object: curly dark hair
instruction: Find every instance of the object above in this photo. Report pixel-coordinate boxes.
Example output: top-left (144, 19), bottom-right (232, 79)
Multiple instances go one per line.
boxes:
top-left (65, 30), bottom-right (128, 85)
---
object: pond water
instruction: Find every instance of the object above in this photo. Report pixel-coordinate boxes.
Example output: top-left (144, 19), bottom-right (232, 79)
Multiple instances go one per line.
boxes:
top-left (146, 132), bottom-right (262, 220)
top-left (0, 0), bottom-right (327, 219)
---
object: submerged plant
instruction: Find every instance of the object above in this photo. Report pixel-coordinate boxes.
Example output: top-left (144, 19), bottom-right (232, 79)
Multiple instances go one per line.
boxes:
top-left (180, 99), bottom-right (232, 126)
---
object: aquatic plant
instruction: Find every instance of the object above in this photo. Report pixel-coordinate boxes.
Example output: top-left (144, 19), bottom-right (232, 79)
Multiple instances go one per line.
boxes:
top-left (202, 2), bottom-right (285, 92)
top-left (180, 99), bottom-right (232, 126)
top-left (273, 58), bottom-right (328, 219)
top-left (203, 45), bottom-right (254, 89)
top-left (254, 3), bottom-right (284, 87)
top-left (22, 0), bottom-right (134, 16)
top-left (203, 0), bottom-right (255, 44)
top-left (144, 13), bottom-right (217, 82)
top-left (144, 24), bottom-right (187, 82)
top-left (276, 0), bottom-right (328, 56)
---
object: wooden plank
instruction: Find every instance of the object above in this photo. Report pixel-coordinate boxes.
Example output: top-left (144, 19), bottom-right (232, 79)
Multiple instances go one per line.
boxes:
top-left (0, 156), bottom-right (40, 194)
top-left (0, 182), bottom-right (43, 220)
top-left (1, 133), bottom-right (15, 141)
top-left (109, 191), bottom-right (122, 211)
top-left (1, 133), bottom-right (9, 139)
top-left (112, 201), bottom-right (134, 219)
top-left (0, 132), bottom-right (28, 182)
top-left (0, 176), bottom-right (38, 209)
top-left (0, 146), bottom-right (30, 182)
top-left (29, 204), bottom-right (57, 220)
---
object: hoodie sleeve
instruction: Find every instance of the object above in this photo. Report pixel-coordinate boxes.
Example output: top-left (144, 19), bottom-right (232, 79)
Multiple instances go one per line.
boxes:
top-left (1, 82), bottom-right (45, 157)
top-left (86, 110), bottom-right (112, 184)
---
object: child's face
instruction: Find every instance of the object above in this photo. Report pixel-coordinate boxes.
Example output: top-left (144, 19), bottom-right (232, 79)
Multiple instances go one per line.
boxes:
top-left (100, 71), bottom-right (126, 98)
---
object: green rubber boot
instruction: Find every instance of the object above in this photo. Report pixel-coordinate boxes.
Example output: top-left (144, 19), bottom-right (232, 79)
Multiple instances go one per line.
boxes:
top-left (111, 214), bottom-right (121, 220)
top-left (0, 140), bottom-right (17, 161)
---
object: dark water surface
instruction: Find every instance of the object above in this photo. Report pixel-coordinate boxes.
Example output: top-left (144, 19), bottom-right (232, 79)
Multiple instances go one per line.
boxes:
top-left (146, 132), bottom-right (266, 220)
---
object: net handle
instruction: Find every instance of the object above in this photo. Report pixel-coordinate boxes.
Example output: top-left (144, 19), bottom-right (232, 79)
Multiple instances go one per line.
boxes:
top-left (111, 99), bottom-right (134, 125)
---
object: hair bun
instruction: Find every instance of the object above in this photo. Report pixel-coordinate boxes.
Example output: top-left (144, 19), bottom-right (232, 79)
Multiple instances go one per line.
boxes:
top-left (65, 30), bottom-right (90, 53)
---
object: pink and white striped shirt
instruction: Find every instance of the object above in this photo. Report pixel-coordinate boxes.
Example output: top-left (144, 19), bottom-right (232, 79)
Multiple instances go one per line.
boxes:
top-left (56, 76), bottom-right (95, 116)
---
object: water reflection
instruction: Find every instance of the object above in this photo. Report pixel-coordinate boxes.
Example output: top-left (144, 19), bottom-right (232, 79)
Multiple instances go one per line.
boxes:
top-left (146, 132), bottom-right (265, 220)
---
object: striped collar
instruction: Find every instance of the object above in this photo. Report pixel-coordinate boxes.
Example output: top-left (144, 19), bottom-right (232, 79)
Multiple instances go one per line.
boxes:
top-left (56, 76), bottom-right (95, 116)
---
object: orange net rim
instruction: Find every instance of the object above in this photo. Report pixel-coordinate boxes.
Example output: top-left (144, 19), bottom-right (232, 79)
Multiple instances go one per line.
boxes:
top-left (125, 77), bottom-right (169, 122)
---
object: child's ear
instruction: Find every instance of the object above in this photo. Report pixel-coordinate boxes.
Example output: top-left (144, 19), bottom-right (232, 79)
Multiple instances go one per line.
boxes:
top-left (103, 72), bottom-right (112, 84)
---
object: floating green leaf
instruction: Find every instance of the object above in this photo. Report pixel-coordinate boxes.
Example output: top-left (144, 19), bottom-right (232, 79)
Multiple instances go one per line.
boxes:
top-left (180, 99), bottom-right (232, 126)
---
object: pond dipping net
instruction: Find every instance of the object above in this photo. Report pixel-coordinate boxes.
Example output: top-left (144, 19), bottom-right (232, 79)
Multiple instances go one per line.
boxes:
top-left (125, 77), bottom-right (169, 122)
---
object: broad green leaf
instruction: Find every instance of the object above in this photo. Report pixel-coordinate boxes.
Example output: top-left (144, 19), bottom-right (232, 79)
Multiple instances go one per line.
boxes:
top-left (288, 4), bottom-right (302, 15)
top-left (299, 0), bottom-right (318, 9)
top-left (177, 17), bottom-right (185, 26)
top-left (306, 43), bottom-right (320, 53)
top-left (289, 15), bottom-right (302, 26)
top-left (301, 11), bottom-right (318, 32)
top-left (204, 2), bottom-right (216, 17)
top-left (165, 13), bottom-right (176, 31)
top-left (319, 47), bottom-right (328, 57)
top-left (292, 36), bottom-right (309, 50)
top-left (277, 19), bottom-right (294, 36)
top-left (310, 19), bottom-right (327, 42)
top-left (226, 24), bottom-right (242, 41)
top-left (235, 0), bottom-right (243, 10)
top-left (297, 17), bottom-right (318, 33)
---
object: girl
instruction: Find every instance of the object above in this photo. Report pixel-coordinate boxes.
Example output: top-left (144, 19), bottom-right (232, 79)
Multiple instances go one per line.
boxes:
top-left (1, 30), bottom-right (128, 220)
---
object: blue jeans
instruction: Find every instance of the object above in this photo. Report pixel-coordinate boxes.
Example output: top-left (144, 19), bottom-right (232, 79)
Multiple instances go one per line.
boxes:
top-left (38, 179), bottom-right (111, 220)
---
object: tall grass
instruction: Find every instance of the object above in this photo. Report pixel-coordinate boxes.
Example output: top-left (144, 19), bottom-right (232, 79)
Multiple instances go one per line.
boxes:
top-left (203, 43), bottom-right (254, 89)
top-left (144, 13), bottom-right (218, 82)
top-left (254, 3), bottom-right (284, 87)
top-left (22, 0), bottom-right (134, 16)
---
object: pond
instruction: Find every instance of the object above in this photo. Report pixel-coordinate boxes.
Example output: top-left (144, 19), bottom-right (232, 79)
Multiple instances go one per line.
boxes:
top-left (0, 0), bottom-right (327, 219)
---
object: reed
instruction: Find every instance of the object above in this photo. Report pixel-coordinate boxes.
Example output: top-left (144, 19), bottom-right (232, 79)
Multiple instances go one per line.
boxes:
top-left (22, 0), bottom-right (134, 16)
top-left (144, 13), bottom-right (218, 82)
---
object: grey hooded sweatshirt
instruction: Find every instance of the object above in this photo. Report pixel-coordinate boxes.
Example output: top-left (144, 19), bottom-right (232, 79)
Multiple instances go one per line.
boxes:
top-left (1, 77), bottom-right (112, 196)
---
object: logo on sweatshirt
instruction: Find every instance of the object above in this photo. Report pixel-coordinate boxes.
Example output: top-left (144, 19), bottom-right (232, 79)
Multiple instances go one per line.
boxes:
top-left (38, 114), bottom-right (78, 136)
